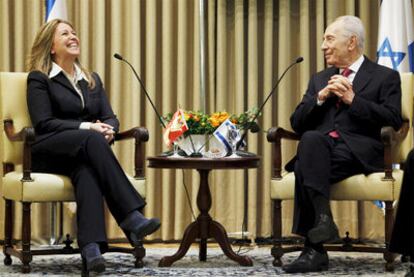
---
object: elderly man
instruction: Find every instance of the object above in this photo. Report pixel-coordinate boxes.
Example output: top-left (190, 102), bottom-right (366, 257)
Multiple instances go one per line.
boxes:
top-left (282, 15), bottom-right (402, 273)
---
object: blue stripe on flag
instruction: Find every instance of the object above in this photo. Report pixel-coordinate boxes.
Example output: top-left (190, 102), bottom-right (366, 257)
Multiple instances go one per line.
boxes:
top-left (215, 132), bottom-right (232, 153)
top-left (45, 0), bottom-right (56, 21)
top-left (225, 121), bottom-right (235, 129)
top-left (408, 42), bottom-right (414, 72)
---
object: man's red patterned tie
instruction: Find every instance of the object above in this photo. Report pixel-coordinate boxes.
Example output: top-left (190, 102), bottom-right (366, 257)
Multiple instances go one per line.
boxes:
top-left (329, 68), bottom-right (352, 139)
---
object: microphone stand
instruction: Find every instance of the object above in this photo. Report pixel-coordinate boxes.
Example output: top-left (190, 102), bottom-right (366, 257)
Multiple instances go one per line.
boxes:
top-left (232, 57), bottom-right (303, 246)
top-left (235, 57), bottom-right (304, 153)
top-left (114, 53), bottom-right (201, 157)
top-left (113, 53), bottom-right (166, 129)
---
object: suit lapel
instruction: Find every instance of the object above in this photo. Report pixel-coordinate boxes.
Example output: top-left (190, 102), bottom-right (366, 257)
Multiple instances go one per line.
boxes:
top-left (352, 57), bottom-right (374, 94)
top-left (319, 67), bottom-right (338, 90)
top-left (78, 79), bottom-right (89, 107)
top-left (52, 73), bottom-right (89, 109)
top-left (52, 73), bottom-right (78, 95)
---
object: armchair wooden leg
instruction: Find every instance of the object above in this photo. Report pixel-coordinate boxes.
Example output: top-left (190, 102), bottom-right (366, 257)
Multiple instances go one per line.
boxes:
top-left (133, 239), bottom-right (145, 268)
top-left (3, 199), bottom-right (13, 266)
top-left (21, 202), bottom-right (33, 273)
top-left (384, 201), bottom-right (396, 272)
top-left (133, 207), bottom-right (146, 267)
top-left (271, 199), bottom-right (284, 267)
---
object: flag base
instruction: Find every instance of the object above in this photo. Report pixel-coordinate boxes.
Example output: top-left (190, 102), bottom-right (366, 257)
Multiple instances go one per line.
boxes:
top-left (189, 152), bottom-right (203, 158)
top-left (235, 150), bottom-right (256, 157)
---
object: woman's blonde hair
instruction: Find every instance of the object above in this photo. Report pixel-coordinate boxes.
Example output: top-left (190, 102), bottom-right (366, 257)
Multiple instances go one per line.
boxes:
top-left (27, 19), bottom-right (95, 88)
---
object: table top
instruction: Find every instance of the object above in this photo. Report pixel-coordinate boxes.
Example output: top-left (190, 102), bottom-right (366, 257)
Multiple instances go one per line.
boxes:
top-left (147, 155), bottom-right (260, 170)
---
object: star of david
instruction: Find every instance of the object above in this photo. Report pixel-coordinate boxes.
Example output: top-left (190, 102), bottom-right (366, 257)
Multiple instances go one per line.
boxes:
top-left (377, 38), bottom-right (406, 70)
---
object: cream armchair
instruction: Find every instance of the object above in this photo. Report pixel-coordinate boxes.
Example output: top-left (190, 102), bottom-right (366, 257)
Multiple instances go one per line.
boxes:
top-left (1, 72), bottom-right (149, 274)
top-left (267, 73), bottom-right (413, 271)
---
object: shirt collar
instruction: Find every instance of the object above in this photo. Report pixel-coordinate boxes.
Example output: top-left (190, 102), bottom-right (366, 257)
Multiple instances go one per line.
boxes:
top-left (49, 62), bottom-right (89, 82)
top-left (342, 55), bottom-right (364, 74)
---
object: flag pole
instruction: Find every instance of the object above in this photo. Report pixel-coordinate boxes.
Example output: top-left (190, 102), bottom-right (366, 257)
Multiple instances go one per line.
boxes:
top-left (199, 0), bottom-right (206, 113)
top-left (184, 0), bottom-right (206, 158)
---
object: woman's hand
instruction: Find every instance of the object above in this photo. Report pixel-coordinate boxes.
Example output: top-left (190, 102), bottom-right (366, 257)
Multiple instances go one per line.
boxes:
top-left (90, 120), bottom-right (115, 142)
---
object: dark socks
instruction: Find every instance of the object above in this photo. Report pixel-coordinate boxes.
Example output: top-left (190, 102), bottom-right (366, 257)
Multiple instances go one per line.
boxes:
top-left (305, 237), bottom-right (325, 253)
top-left (306, 187), bottom-right (331, 218)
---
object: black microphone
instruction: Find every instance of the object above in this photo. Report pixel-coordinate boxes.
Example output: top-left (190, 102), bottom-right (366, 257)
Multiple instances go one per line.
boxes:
top-left (236, 56), bottom-right (304, 151)
top-left (113, 53), bottom-right (166, 128)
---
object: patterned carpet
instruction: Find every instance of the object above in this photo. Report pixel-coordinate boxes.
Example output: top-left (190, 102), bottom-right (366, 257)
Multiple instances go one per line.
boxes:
top-left (0, 245), bottom-right (409, 276)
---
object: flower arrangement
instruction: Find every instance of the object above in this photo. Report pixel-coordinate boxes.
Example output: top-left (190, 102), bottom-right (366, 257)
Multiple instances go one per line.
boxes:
top-left (163, 108), bottom-right (260, 136)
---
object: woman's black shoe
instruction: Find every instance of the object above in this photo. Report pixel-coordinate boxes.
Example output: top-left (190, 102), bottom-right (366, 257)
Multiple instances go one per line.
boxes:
top-left (120, 211), bottom-right (161, 246)
top-left (81, 242), bottom-right (105, 276)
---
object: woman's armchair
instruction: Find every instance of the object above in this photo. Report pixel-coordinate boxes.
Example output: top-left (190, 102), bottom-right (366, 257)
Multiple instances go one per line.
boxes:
top-left (1, 72), bottom-right (149, 274)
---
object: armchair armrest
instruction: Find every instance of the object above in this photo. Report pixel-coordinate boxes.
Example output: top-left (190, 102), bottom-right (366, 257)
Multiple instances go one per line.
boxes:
top-left (267, 127), bottom-right (300, 179)
top-left (381, 120), bottom-right (410, 180)
top-left (115, 127), bottom-right (149, 178)
top-left (266, 121), bottom-right (409, 181)
top-left (3, 119), bottom-right (35, 181)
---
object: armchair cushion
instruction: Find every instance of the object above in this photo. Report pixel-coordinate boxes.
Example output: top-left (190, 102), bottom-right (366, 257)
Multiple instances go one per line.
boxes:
top-left (271, 170), bottom-right (403, 201)
top-left (3, 172), bottom-right (145, 202)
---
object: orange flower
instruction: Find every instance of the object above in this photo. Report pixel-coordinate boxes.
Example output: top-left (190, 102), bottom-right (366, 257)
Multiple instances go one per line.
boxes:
top-left (164, 108), bottom-right (258, 135)
top-left (184, 112), bottom-right (191, 121)
top-left (218, 112), bottom-right (229, 122)
top-left (210, 118), bottom-right (220, 127)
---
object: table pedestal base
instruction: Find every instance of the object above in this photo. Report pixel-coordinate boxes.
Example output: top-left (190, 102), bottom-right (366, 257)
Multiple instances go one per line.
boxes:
top-left (158, 217), bottom-right (253, 267)
top-left (159, 169), bottom-right (253, 267)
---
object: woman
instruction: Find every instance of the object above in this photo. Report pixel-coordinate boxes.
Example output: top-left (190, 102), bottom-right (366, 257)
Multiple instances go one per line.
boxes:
top-left (390, 150), bottom-right (414, 277)
top-left (27, 19), bottom-right (160, 274)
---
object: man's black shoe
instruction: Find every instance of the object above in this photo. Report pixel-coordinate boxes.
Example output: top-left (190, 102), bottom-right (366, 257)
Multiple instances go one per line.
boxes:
top-left (307, 213), bottom-right (340, 244)
top-left (405, 265), bottom-right (414, 277)
top-left (282, 247), bottom-right (329, 273)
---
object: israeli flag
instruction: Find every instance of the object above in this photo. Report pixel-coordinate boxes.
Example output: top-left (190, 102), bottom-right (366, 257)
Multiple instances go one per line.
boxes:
top-left (46, 0), bottom-right (68, 22)
top-left (213, 119), bottom-right (237, 153)
top-left (377, 0), bottom-right (414, 72)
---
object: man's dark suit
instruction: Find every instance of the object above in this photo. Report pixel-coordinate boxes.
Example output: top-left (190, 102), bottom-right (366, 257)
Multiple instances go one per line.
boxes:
top-left (289, 57), bottom-right (403, 236)
top-left (27, 70), bottom-right (145, 249)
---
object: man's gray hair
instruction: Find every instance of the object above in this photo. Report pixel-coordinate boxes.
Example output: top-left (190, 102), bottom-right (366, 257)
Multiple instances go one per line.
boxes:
top-left (334, 15), bottom-right (365, 51)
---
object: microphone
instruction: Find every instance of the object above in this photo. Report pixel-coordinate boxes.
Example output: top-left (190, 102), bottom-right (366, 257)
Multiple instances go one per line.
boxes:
top-left (113, 53), bottom-right (166, 128)
top-left (236, 56), bottom-right (304, 151)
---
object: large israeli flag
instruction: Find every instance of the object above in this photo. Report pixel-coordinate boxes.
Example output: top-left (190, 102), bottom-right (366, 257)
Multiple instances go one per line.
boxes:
top-left (46, 0), bottom-right (68, 22)
top-left (377, 0), bottom-right (414, 72)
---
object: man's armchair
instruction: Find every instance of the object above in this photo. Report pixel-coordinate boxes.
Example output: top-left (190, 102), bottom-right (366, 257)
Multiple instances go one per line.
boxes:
top-left (1, 72), bottom-right (149, 274)
top-left (267, 72), bottom-right (413, 271)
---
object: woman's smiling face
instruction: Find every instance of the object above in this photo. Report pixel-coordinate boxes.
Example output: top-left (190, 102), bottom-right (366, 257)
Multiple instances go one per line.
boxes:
top-left (51, 22), bottom-right (80, 62)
